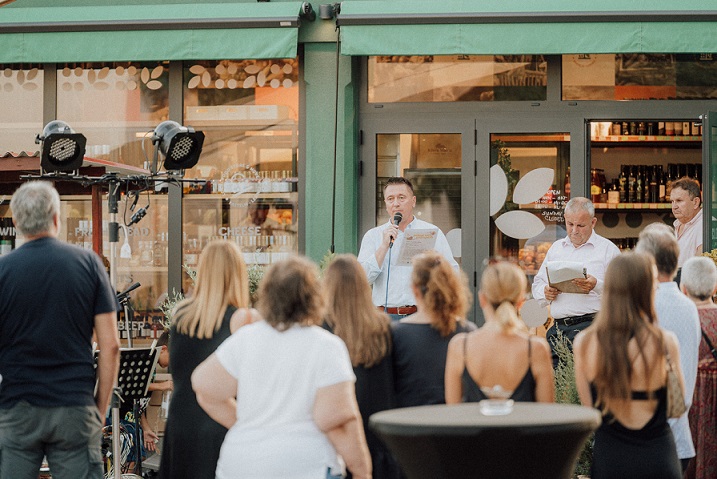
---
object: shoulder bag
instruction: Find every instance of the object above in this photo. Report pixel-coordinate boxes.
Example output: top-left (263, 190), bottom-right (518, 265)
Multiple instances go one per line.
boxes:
top-left (701, 329), bottom-right (717, 363)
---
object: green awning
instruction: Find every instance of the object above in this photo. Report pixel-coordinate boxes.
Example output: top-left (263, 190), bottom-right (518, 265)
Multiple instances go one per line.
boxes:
top-left (337, 0), bottom-right (717, 56)
top-left (0, 2), bottom-right (308, 62)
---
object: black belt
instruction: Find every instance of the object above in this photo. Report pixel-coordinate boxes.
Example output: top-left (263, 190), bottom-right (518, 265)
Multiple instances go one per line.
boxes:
top-left (554, 313), bottom-right (596, 328)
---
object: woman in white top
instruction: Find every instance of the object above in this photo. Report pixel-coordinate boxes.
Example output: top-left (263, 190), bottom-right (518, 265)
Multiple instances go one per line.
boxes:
top-left (192, 256), bottom-right (371, 479)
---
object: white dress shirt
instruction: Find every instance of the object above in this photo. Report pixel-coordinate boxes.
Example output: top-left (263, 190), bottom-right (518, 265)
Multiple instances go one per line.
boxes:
top-left (674, 208), bottom-right (703, 268)
top-left (357, 217), bottom-right (458, 307)
top-left (655, 281), bottom-right (701, 460)
top-left (531, 230), bottom-right (621, 319)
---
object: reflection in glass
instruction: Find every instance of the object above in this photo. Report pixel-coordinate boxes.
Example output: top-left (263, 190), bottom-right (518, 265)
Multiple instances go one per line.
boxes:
top-left (375, 133), bottom-right (461, 262)
top-left (563, 53), bottom-right (717, 101)
top-left (182, 59), bottom-right (299, 281)
top-left (56, 61), bottom-right (169, 168)
top-left (489, 134), bottom-right (570, 288)
top-left (0, 64), bottom-right (43, 154)
top-left (368, 55), bottom-right (546, 103)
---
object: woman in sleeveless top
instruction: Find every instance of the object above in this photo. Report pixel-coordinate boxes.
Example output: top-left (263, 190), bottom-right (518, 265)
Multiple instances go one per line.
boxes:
top-left (445, 260), bottom-right (554, 404)
top-left (159, 240), bottom-right (258, 479)
top-left (392, 251), bottom-right (475, 408)
top-left (574, 252), bottom-right (684, 479)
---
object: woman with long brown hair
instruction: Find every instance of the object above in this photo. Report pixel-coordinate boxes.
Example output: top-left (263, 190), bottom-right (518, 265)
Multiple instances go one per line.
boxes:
top-left (159, 240), bottom-right (258, 479)
top-left (574, 252), bottom-right (685, 479)
top-left (392, 250), bottom-right (475, 407)
top-left (445, 260), bottom-right (554, 404)
top-left (324, 254), bottom-right (400, 479)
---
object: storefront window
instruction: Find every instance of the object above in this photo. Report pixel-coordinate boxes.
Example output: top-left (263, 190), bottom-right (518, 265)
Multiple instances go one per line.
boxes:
top-left (182, 59), bottom-right (299, 279)
top-left (563, 54), bottom-right (717, 101)
top-left (0, 64), bottom-right (43, 154)
top-left (368, 55), bottom-right (547, 103)
top-left (56, 62), bottom-right (169, 167)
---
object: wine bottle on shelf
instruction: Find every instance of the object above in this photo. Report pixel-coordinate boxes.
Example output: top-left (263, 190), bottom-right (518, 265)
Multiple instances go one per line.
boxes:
top-left (590, 169), bottom-right (601, 203)
top-left (657, 165), bottom-right (666, 202)
top-left (628, 166), bottom-right (636, 203)
top-left (618, 165), bottom-right (627, 203)
top-left (608, 181), bottom-right (620, 204)
top-left (635, 166), bottom-right (644, 203)
top-left (665, 164), bottom-right (675, 202)
top-left (648, 166), bottom-right (659, 203)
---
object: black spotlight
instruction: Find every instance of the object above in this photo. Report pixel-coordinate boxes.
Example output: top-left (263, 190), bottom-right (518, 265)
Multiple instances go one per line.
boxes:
top-left (152, 120), bottom-right (204, 171)
top-left (35, 120), bottom-right (87, 172)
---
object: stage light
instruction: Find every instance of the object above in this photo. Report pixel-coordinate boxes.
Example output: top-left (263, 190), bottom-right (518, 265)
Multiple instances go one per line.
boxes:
top-left (35, 120), bottom-right (87, 173)
top-left (152, 120), bottom-right (204, 172)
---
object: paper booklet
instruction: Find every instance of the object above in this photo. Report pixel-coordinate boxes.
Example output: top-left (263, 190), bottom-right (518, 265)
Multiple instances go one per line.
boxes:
top-left (546, 260), bottom-right (588, 294)
top-left (396, 228), bottom-right (438, 265)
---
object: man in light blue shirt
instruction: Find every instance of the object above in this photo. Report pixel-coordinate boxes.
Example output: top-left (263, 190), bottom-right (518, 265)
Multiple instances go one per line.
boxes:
top-left (636, 222), bottom-right (701, 473)
top-left (357, 177), bottom-right (458, 320)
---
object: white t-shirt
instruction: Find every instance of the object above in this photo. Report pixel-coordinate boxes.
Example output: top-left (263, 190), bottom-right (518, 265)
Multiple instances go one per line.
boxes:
top-left (214, 320), bottom-right (356, 479)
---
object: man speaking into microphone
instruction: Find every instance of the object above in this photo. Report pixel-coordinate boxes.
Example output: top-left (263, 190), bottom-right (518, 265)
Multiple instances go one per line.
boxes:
top-left (358, 177), bottom-right (458, 320)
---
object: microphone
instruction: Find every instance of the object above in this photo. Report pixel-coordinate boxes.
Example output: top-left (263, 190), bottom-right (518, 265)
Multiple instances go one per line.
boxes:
top-left (128, 205), bottom-right (149, 226)
top-left (389, 212), bottom-right (403, 248)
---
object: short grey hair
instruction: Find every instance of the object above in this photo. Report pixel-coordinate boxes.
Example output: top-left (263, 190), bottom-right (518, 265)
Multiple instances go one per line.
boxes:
top-left (681, 256), bottom-right (717, 300)
top-left (10, 181), bottom-right (60, 237)
top-left (635, 222), bottom-right (679, 277)
top-left (564, 197), bottom-right (595, 218)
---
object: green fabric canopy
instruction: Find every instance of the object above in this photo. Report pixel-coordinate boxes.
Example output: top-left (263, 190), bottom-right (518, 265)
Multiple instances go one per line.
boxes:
top-left (0, 2), bottom-right (306, 62)
top-left (337, 0), bottom-right (717, 56)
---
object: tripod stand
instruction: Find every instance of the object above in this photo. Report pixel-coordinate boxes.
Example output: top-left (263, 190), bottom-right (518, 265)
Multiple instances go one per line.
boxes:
top-left (109, 346), bottom-right (161, 479)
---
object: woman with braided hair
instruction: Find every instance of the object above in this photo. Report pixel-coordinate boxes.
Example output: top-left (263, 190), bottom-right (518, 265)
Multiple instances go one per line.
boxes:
top-left (445, 260), bottom-right (554, 404)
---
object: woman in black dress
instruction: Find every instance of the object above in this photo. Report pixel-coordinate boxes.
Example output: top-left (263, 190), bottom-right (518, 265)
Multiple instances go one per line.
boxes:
top-left (392, 250), bottom-right (475, 408)
top-left (324, 254), bottom-right (401, 479)
top-left (574, 252), bottom-right (685, 479)
top-left (159, 240), bottom-right (257, 479)
top-left (445, 260), bottom-right (554, 404)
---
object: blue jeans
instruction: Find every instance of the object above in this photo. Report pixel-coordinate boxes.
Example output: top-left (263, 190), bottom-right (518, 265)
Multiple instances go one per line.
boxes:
top-left (0, 401), bottom-right (104, 479)
top-left (327, 467), bottom-right (344, 478)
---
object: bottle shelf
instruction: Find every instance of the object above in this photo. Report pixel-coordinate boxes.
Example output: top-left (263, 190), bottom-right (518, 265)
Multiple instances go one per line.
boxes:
top-left (592, 135), bottom-right (701, 143)
top-left (594, 202), bottom-right (672, 210)
top-left (521, 202), bottom-right (672, 210)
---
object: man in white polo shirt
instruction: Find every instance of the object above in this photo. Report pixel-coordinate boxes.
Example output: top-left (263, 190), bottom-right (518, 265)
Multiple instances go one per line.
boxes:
top-left (532, 197), bottom-right (621, 367)
top-left (671, 176), bottom-right (703, 279)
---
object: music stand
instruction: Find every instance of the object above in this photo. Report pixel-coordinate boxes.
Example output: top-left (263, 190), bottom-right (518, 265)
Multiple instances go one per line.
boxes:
top-left (109, 346), bottom-right (161, 479)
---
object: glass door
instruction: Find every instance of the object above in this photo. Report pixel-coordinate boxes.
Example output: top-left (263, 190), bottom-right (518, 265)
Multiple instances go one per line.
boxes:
top-left (478, 119), bottom-right (584, 304)
top-left (703, 112), bottom-right (717, 252)
top-left (360, 118), bottom-right (476, 317)
top-left (488, 133), bottom-right (570, 273)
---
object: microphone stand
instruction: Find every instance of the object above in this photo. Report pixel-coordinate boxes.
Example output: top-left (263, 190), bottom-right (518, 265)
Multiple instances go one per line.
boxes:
top-left (383, 214), bottom-right (401, 313)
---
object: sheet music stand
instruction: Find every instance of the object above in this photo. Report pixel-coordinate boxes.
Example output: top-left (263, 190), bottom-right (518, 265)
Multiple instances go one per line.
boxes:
top-left (109, 346), bottom-right (161, 479)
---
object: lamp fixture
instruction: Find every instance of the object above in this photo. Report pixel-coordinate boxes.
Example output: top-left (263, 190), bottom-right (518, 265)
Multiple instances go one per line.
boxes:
top-left (151, 120), bottom-right (204, 172)
top-left (35, 120), bottom-right (87, 173)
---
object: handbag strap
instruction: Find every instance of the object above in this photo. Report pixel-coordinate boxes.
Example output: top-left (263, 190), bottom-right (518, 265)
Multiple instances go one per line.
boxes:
top-left (701, 329), bottom-right (717, 362)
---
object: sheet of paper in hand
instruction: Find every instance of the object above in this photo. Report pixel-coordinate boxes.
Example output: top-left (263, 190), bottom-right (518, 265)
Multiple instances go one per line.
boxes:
top-left (396, 229), bottom-right (438, 265)
top-left (546, 261), bottom-right (588, 294)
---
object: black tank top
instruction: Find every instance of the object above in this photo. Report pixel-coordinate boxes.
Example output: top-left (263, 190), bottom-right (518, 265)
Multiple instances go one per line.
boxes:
top-left (461, 334), bottom-right (537, 402)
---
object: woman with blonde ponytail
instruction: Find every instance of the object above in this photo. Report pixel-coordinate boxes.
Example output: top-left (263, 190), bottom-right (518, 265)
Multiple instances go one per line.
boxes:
top-left (445, 260), bottom-right (554, 404)
top-left (391, 250), bottom-right (475, 407)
